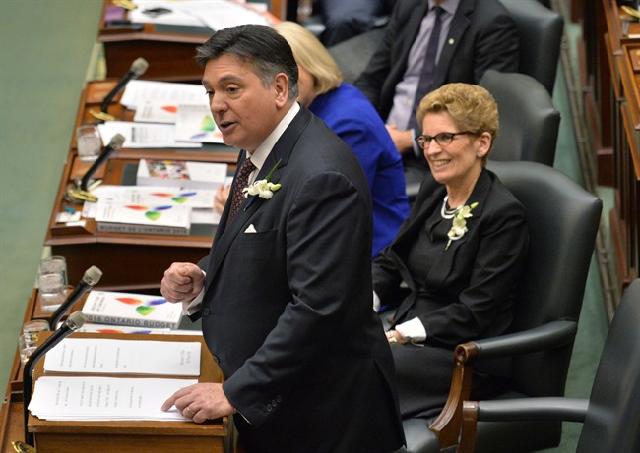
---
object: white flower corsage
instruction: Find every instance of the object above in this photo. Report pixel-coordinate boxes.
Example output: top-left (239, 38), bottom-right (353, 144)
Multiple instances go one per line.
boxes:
top-left (243, 179), bottom-right (282, 199)
top-left (242, 158), bottom-right (282, 200)
top-left (445, 202), bottom-right (479, 250)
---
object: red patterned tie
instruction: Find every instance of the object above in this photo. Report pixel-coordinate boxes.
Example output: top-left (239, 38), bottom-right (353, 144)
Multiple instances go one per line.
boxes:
top-left (227, 158), bottom-right (256, 223)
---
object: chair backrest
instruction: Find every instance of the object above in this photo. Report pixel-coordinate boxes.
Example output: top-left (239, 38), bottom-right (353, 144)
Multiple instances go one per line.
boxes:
top-left (486, 161), bottom-right (602, 397)
top-left (499, 0), bottom-right (564, 94)
top-left (577, 279), bottom-right (640, 453)
top-left (329, 27), bottom-right (386, 84)
top-left (481, 70), bottom-right (560, 167)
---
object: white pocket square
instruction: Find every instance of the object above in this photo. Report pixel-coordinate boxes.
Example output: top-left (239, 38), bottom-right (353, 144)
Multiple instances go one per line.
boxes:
top-left (244, 224), bottom-right (257, 233)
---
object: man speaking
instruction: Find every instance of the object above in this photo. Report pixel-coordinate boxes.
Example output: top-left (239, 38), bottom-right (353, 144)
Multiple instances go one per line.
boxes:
top-left (160, 25), bottom-right (404, 452)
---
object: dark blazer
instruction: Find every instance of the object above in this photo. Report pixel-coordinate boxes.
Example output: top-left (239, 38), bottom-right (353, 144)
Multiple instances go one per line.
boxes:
top-left (373, 169), bottom-right (528, 350)
top-left (355, 0), bottom-right (519, 120)
top-left (197, 106), bottom-right (404, 453)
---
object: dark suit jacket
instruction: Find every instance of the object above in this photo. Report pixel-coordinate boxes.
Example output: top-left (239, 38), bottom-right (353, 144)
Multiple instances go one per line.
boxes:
top-left (373, 169), bottom-right (528, 352)
top-left (355, 0), bottom-right (519, 120)
top-left (197, 106), bottom-right (404, 453)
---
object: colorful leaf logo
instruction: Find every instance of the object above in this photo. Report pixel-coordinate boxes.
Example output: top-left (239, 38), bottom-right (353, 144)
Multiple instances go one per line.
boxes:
top-left (145, 211), bottom-right (161, 221)
top-left (115, 296), bottom-right (167, 316)
top-left (161, 105), bottom-right (177, 114)
top-left (200, 115), bottom-right (216, 132)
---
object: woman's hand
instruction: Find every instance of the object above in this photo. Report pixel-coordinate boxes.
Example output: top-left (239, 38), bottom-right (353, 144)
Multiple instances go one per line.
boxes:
top-left (386, 330), bottom-right (408, 344)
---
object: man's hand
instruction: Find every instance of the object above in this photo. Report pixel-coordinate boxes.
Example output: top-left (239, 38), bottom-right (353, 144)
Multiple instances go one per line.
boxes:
top-left (386, 124), bottom-right (414, 154)
top-left (161, 382), bottom-right (235, 424)
top-left (214, 185), bottom-right (230, 214)
top-left (160, 262), bottom-right (205, 303)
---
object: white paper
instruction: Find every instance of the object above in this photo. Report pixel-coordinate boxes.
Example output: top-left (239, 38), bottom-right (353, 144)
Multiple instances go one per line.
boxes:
top-left (120, 80), bottom-right (208, 111)
top-left (29, 376), bottom-right (197, 421)
top-left (133, 102), bottom-right (179, 124)
top-left (130, 0), bottom-right (208, 27)
top-left (191, 208), bottom-right (221, 225)
top-left (91, 185), bottom-right (217, 209)
top-left (76, 323), bottom-right (172, 334)
top-left (177, 0), bottom-right (271, 29)
top-left (97, 121), bottom-right (202, 149)
top-left (44, 339), bottom-right (201, 376)
top-left (175, 104), bottom-right (224, 143)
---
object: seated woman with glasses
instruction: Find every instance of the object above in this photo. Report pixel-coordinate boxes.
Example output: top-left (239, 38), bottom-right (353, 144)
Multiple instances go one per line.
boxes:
top-left (373, 83), bottom-right (529, 419)
top-left (215, 22), bottom-right (410, 257)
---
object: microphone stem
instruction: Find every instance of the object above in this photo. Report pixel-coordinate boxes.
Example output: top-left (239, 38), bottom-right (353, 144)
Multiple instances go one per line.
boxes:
top-left (23, 328), bottom-right (71, 445)
top-left (80, 146), bottom-right (117, 191)
top-left (49, 283), bottom-right (87, 329)
top-left (100, 73), bottom-right (133, 114)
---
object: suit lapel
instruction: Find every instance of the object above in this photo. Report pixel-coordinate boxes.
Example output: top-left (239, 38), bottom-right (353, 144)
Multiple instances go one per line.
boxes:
top-left (433, 0), bottom-right (473, 89)
top-left (425, 169), bottom-right (491, 285)
top-left (204, 106), bottom-right (312, 291)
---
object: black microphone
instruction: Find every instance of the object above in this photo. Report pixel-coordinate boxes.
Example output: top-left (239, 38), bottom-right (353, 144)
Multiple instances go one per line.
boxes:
top-left (79, 133), bottom-right (125, 191)
top-left (23, 312), bottom-right (85, 446)
top-left (100, 57), bottom-right (149, 114)
top-left (49, 265), bottom-right (102, 329)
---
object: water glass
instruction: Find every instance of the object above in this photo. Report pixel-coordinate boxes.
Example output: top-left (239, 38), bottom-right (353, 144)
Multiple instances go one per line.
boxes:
top-left (76, 124), bottom-right (102, 161)
top-left (23, 319), bottom-right (50, 345)
top-left (37, 272), bottom-right (65, 298)
top-left (39, 255), bottom-right (67, 285)
top-left (18, 334), bottom-right (37, 365)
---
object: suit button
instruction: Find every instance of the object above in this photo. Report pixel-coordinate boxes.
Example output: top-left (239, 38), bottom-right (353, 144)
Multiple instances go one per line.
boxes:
top-left (266, 404), bottom-right (273, 412)
top-left (203, 308), bottom-right (211, 316)
top-left (276, 395), bottom-right (283, 403)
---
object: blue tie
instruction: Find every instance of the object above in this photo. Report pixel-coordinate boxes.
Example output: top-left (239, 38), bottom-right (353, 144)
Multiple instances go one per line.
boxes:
top-left (409, 6), bottom-right (445, 130)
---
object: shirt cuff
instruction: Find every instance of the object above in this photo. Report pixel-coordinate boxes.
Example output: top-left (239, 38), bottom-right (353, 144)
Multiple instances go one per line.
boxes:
top-left (180, 270), bottom-right (206, 315)
top-left (395, 317), bottom-right (427, 342)
top-left (372, 291), bottom-right (381, 312)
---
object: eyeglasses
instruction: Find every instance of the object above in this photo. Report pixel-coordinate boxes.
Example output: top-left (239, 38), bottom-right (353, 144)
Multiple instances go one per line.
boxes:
top-left (415, 131), bottom-right (477, 149)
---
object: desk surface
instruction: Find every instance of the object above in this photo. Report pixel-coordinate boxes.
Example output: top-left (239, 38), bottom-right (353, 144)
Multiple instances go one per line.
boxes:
top-left (42, 80), bottom-right (238, 288)
top-left (98, 0), bottom-right (283, 81)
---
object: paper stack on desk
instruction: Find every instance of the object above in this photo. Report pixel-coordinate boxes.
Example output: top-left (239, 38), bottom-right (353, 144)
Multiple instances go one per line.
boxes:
top-left (29, 376), bottom-right (197, 421)
top-left (43, 338), bottom-right (201, 376)
top-left (82, 291), bottom-right (184, 329)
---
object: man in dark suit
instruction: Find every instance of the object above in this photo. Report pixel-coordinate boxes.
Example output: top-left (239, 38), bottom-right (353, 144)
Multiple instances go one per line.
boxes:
top-left (159, 25), bottom-right (404, 452)
top-left (355, 0), bottom-right (519, 155)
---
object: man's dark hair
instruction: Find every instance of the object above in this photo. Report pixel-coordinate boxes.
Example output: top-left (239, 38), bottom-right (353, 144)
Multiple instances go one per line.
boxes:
top-left (196, 25), bottom-right (298, 100)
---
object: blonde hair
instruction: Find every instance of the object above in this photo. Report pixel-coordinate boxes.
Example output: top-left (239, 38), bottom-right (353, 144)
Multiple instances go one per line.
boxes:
top-left (275, 21), bottom-right (343, 96)
top-left (416, 83), bottom-right (499, 143)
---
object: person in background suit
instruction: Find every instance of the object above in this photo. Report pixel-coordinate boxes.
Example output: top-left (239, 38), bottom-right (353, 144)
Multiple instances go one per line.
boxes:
top-left (316, 0), bottom-right (391, 46)
top-left (355, 0), bottom-right (519, 160)
top-left (160, 25), bottom-right (405, 452)
top-left (373, 83), bottom-right (529, 418)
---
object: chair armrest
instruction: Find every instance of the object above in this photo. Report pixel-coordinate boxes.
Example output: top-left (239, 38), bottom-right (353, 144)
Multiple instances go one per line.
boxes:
top-left (458, 398), bottom-right (588, 453)
top-left (428, 320), bottom-right (577, 448)
top-left (473, 397), bottom-right (588, 423)
top-left (469, 320), bottom-right (578, 361)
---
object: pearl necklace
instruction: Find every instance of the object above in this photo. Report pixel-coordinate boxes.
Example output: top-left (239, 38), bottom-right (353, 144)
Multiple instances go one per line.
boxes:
top-left (440, 196), bottom-right (459, 219)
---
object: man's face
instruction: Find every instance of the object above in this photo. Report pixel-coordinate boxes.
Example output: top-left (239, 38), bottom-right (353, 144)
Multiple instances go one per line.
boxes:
top-left (202, 54), bottom-right (289, 151)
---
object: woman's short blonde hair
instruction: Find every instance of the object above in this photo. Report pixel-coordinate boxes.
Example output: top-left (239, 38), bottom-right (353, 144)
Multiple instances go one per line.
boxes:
top-left (275, 21), bottom-right (343, 96)
top-left (416, 83), bottom-right (499, 143)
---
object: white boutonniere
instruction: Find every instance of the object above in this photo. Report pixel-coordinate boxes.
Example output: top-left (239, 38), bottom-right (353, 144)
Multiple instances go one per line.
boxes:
top-left (243, 179), bottom-right (282, 199)
top-left (242, 158), bottom-right (282, 201)
top-left (445, 202), bottom-right (479, 250)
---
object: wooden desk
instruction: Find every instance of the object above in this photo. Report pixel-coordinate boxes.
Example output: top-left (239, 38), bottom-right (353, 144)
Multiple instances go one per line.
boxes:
top-left (27, 332), bottom-right (230, 452)
top-left (0, 331), bottom-right (231, 453)
top-left (578, 0), bottom-right (640, 293)
top-left (42, 80), bottom-right (238, 288)
top-left (98, 0), bottom-right (282, 81)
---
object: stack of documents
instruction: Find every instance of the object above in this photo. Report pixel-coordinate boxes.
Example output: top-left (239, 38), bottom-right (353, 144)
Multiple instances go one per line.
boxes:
top-left (100, 80), bottom-right (225, 147)
top-left (29, 376), bottom-right (197, 421)
top-left (43, 338), bottom-right (201, 375)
